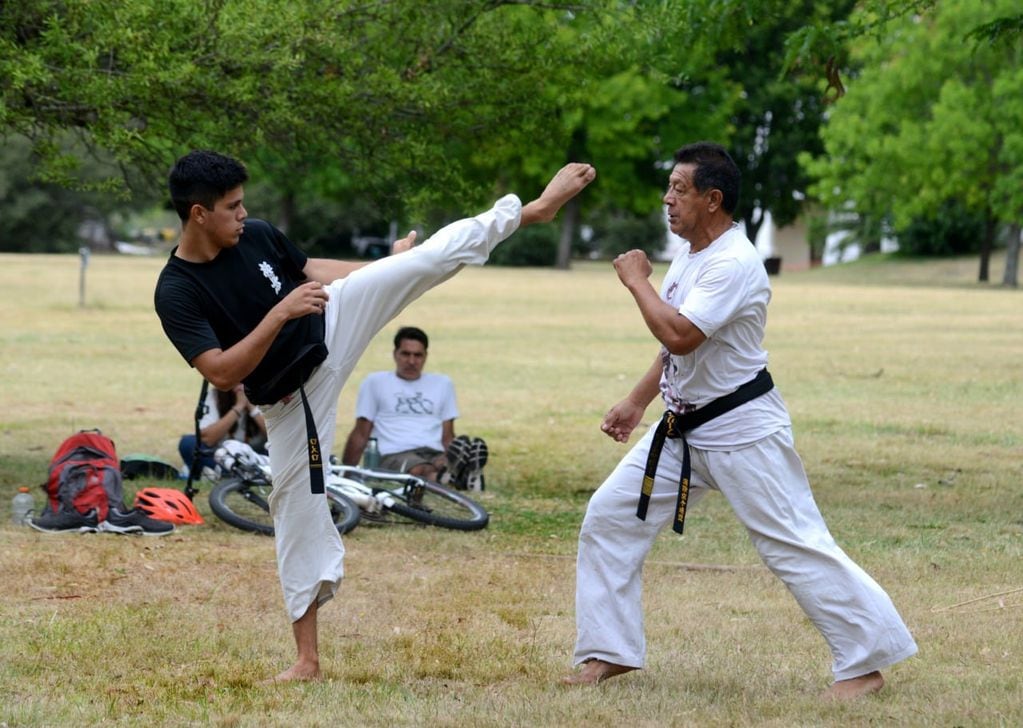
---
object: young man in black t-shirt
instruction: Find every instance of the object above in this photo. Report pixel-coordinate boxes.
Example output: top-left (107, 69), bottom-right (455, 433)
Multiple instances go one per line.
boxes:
top-left (155, 149), bottom-right (596, 682)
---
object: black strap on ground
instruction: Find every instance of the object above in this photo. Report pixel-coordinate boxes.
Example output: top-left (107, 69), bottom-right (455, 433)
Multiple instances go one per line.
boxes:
top-left (298, 383), bottom-right (324, 494)
top-left (637, 368), bottom-right (774, 534)
top-left (185, 378), bottom-right (209, 501)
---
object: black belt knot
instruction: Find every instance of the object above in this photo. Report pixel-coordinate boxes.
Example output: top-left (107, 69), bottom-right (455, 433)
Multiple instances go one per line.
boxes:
top-left (636, 368), bottom-right (774, 534)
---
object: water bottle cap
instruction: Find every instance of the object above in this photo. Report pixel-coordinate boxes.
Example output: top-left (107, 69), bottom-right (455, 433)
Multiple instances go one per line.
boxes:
top-left (18, 486), bottom-right (29, 493)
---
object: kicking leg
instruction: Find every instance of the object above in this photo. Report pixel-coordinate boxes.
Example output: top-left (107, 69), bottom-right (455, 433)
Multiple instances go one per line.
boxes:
top-left (521, 163), bottom-right (597, 226)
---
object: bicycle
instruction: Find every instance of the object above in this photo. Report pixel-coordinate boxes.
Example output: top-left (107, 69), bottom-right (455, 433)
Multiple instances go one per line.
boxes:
top-left (205, 443), bottom-right (361, 537)
top-left (207, 441), bottom-right (488, 535)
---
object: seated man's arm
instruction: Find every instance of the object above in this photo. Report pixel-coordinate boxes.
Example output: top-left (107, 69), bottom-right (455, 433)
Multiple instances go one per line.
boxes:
top-left (341, 417), bottom-right (374, 465)
top-left (441, 419), bottom-right (455, 452)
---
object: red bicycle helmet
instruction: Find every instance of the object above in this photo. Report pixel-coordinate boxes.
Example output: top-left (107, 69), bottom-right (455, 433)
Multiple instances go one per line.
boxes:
top-left (134, 487), bottom-right (205, 525)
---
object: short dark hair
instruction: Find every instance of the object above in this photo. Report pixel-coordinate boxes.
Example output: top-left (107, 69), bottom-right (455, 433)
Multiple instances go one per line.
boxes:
top-left (168, 150), bottom-right (249, 222)
top-left (394, 326), bottom-right (429, 350)
top-left (673, 142), bottom-right (740, 215)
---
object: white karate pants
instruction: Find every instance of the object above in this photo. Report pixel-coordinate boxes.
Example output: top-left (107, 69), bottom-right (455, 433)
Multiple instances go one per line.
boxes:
top-left (574, 424), bottom-right (918, 680)
top-left (262, 195), bottom-right (522, 621)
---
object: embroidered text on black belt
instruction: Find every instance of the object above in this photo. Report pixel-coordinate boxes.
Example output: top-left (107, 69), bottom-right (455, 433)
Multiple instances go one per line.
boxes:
top-left (637, 368), bottom-right (774, 534)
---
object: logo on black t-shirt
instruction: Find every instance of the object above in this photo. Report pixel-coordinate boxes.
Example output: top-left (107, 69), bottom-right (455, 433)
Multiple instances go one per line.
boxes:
top-left (259, 261), bottom-right (282, 295)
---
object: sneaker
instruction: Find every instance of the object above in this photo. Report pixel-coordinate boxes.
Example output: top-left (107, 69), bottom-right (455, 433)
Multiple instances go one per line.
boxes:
top-left (99, 506), bottom-right (175, 536)
top-left (445, 435), bottom-right (489, 490)
top-left (29, 504), bottom-right (99, 534)
top-left (444, 435), bottom-right (473, 490)
top-left (466, 438), bottom-right (488, 491)
top-left (465, 471), bottom-right (486, 492)
top-left (471, 437), bottom-right (489, 470)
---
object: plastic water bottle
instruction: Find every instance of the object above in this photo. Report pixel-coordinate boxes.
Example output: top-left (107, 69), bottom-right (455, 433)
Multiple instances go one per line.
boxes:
top-left (363, 437), bottom-right (381, 469)
top-left (11, 487), bottom-right (35, 525)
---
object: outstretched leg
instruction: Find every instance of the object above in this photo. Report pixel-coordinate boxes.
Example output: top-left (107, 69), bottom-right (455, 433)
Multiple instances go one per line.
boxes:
top-left (521, 163), bottom-right (597, 226)
top-left (698, 431), bottom-right (917, 688)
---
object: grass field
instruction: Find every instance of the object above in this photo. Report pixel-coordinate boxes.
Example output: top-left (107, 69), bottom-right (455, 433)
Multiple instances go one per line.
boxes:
top-left (0, 249), bottom-right (1021, 727)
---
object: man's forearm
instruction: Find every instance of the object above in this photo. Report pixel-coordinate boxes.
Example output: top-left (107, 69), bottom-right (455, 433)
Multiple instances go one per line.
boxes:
top-left (628, 355), bottom-right (663, 409)
top-left (628, 281), bottom-right (705, 356)
top-left (341, 429), bottom-right (368, 465)
top-left (304, 258), bottom-right (365, 285)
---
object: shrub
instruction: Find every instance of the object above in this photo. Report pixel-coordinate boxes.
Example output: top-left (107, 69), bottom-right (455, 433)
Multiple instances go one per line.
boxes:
top-left (589, 210), bottom-right (665, 259)
top-left (896, 200), bottom-right (986, 256)
top-left (489, 222), bottom-right (559, 267)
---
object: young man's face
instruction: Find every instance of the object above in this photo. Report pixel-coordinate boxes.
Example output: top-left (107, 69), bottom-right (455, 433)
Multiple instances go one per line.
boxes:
top-left (197, 185), bottom-right (247, 247)
top-left (393, 338), bottom-right (427, 381)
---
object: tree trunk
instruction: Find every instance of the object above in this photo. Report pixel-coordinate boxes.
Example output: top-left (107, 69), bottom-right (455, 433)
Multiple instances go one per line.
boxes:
top-left (278, 191), bottom-right (295, 236)
top-left (555, 196), bottom-right (579, 270)
top-left (978, 214), bottom-right (994, 282)
top-left (1003, 223), bottom-right (1021, 288)
top-left (744, 209), bottom-right (764, 249)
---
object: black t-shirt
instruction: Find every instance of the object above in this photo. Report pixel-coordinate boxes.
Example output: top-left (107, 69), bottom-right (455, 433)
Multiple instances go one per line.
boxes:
top-left (154, 219), bottom-right (326, 405)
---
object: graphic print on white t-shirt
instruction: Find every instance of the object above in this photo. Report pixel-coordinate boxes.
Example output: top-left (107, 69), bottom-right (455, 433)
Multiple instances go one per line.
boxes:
top-left (355, 371), bottom-right (459, 455)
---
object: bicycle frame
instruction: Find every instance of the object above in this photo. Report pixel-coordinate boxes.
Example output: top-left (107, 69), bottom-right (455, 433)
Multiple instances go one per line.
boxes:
top-left (216, 442), bottom-right (427, 516)
top-left (210, 441), bottom-right (488, 532)
top-left (327, 464), bottom-right (426, 515)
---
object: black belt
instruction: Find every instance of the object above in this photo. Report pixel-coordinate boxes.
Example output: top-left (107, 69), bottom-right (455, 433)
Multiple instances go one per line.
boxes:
top-left (298, 383), bottom-right (324, 494)
top-left (637, 368), bottom-right (774, 534)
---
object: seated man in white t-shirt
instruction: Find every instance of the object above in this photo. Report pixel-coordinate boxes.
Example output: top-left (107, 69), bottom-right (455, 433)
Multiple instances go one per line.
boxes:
top-left (341, 326), bottom-right (488, 489)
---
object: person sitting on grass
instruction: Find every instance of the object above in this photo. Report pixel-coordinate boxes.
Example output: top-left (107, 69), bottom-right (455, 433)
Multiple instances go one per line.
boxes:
top-left (341, 326), bottom-right (489, 490)
top-left (177, 383), bottom-right (267, 478)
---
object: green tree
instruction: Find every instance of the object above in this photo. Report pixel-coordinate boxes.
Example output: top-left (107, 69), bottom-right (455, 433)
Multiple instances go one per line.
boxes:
top-left (459, 3), bottom-right (735, 268)
top-left (712, 0), bottom-right (857, 245)
top-left (0, 133), bottom-right (159, 252)
top-left (801, 0), bottom-right (1023, 284)
top-left (1, 1), bottom-right (626, 212)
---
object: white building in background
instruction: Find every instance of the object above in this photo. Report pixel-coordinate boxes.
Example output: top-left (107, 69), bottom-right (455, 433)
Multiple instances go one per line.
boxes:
top-left (660, 207), bottom-right (900, 271)
top-left (753, 210), bottom-right (811, 271)
top-left (660, 208), bottom-right (813, 271)
top-left (753, 209), bottom-right (899, 270)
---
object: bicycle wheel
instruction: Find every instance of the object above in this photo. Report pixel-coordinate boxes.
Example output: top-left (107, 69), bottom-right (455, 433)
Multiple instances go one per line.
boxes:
top-left (209, 477), bottom-right (360, 535)
top-left (360, 476), bottom-right (489, 531)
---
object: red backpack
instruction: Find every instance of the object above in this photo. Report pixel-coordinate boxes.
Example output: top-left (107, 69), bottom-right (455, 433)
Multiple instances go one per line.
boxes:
top-left (43, 430), bottom-right (124, 522)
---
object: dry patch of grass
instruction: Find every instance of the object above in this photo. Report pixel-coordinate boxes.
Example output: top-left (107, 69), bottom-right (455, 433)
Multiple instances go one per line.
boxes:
top-left (2, 252), bottom-right (1022, 726)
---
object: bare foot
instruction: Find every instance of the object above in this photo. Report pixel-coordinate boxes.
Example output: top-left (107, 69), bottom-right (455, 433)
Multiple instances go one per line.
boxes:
top-left (263, 661), bottom-right (322, 685)
top-left (521, 163), bottom-right (597, 226)
top-left (822, 670), bottom-right (884, 700)
top-left (560, 658), bottom-right (637, 686)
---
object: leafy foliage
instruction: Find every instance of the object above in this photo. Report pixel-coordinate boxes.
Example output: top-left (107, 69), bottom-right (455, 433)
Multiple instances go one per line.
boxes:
top-left (0, 134), bottom-right (160, 252)
top-left (801, 0), bottom-right (1023, 280)
top-left (1, 1), bottom-right (608, 207)
top-left (487, 223), bottom-right (559, 267)
top-left (896, 201), bottom-right (987, 257)
top-left (588, 209), bottom-right (666, 259)
top-left (713, 0), bottom-right (858, 243)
